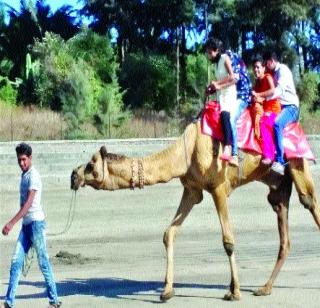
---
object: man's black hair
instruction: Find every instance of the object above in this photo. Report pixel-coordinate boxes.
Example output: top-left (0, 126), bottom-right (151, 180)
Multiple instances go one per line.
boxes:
top-left (16, 142), bottom-right (32, 157)
top-left (263, 51), bottom-right (278, 62)
top-left (205, 37), bottom-right (225, 53)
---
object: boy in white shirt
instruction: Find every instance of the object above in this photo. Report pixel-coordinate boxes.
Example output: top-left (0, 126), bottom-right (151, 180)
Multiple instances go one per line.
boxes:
top-left (1, 143), bottom-right (61, 308)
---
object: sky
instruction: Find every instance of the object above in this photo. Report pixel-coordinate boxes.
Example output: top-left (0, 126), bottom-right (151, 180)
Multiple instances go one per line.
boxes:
top-left (1, 0), bottom-right (82, 12)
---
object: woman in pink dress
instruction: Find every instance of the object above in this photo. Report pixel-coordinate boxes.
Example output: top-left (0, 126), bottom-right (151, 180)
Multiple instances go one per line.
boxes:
top-left (251, 57), bottom-right (281, 165)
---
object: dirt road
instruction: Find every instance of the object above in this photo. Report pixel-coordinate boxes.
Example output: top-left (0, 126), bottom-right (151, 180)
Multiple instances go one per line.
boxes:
top-left (1, 162), bottom-right (320, 308)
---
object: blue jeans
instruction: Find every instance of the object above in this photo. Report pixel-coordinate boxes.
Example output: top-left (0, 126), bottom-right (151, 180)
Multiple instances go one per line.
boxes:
top-left (5, 220), bottom-right (58, 307)
top-left (231, 98), bottom-right (249, 156)
top-left (274, 104), bottom-right (299, 165)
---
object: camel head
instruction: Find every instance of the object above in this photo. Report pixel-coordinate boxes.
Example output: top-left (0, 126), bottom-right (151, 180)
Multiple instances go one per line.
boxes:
top-left (71, 146), bottom-right (128, 191)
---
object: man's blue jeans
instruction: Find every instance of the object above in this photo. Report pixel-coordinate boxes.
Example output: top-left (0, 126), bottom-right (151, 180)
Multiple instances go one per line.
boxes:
top-left (274, 104), bottom-right (299, 165)
top-left (5, 220), bottom-right (58, 307)
top-left (231, 98), bottom-right (249, 156)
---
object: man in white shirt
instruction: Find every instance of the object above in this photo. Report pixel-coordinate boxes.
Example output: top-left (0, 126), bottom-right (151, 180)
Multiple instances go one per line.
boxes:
top-left (263, 52), bottom-right (300, 175)
top-left (1, 143), bottom-right (61, 308)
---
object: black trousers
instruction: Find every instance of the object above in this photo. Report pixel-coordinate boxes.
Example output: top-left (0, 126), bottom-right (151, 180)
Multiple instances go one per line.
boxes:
top-left (220, 111), bottom-right (232, 146)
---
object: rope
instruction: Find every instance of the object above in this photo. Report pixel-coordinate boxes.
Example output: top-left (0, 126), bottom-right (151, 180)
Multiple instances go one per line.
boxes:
top-left (22, 191), bottom-right (77, 277)
top-left (47, 191), bottom-right (77, 236)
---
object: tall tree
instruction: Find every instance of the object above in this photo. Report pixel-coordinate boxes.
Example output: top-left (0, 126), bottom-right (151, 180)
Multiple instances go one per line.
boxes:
top-left (235, 0), bottom-right (320, 70)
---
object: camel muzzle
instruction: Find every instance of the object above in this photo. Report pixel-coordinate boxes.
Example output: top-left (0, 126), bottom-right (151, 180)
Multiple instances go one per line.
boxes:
top-left (70, 170), bottom-right (80, 191)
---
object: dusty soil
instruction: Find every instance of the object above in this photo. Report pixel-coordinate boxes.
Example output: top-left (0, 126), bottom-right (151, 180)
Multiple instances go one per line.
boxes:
top-left (1, 165), bottom-right (320, 308)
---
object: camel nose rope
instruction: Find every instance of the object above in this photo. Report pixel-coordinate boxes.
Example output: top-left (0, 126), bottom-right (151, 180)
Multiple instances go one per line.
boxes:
top-left (47, 191), bottom-right (77, 236)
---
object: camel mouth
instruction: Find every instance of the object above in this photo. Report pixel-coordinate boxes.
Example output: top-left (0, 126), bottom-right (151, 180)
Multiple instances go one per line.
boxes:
top-left (70, 170), bottom-right (81, 191)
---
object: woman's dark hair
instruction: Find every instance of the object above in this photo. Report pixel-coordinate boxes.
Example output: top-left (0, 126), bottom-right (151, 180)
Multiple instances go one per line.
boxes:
top-left (253, 54), bottom-right (264, 65)
top-left (205, 37), bottom-right (225, 53)
top-left (16, 143), bottom-right (32, 157)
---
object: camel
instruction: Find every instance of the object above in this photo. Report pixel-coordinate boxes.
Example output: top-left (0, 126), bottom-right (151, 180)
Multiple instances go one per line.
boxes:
top-left (70, 120), bottom-right (320, 301)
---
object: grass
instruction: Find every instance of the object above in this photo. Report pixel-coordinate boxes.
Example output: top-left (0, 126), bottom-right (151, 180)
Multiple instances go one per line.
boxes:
top-left (1, 101), bottom-right (319, 141)
top-left (0, 103), bottom-right (66, 141)
top-left (0, 102), bottom-right (179, 141)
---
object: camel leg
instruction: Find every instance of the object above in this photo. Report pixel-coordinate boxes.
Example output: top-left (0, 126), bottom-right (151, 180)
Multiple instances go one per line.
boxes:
top-left (255, 174), bottom-right (292, 296)
top-left (289, 158), bottom-right (320, 229)
top-left (212, 184), bottom-right (241, 301)
top-left (161, 186), bottom-right (203, 302)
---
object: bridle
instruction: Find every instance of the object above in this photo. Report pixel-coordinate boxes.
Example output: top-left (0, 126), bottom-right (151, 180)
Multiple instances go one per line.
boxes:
top-left (130, 158), bottom-right (144, 189)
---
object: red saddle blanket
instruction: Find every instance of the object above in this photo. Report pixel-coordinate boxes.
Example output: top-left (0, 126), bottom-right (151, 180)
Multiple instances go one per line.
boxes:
top-left (201, 100), bottom-right (315, 161)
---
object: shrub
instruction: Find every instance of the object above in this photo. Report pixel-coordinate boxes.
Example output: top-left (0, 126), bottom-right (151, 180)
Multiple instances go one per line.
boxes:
top-left (32, 31), bottom-right (126, 137)
top-left (0, 76), bottom-right (17, 105)
top-left (297, 71), bottom-right (320, 112)
top-left (183, 53), bottom-right (209, 119)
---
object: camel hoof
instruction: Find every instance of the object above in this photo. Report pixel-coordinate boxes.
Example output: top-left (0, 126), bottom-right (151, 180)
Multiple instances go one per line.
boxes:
top-left (160, 289), bottom-right (175, 302)
top-left (253, 287), bottom-right (271, 296)
top-left (223, 291), bottom-right (241, 301)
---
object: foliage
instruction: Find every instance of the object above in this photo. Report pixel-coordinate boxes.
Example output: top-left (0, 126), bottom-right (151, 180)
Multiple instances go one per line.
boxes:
top-left (68, 30), bottom-right (118, 83)
top-left (181, 52), bottom-right (208, 119)
top-left (0, 0), bottom-right (79, 79)
top-left (32, 33), bottom-right (73, 110)
top-left (31, 30), bottom-right (125, 137)
top-left (0, 76), bottom-right (17, 105)
top-left (0, 0), bottom-right (320, 137)
top-left (120, 52), bottom-right (176, 114)
top-left (297, 71), bottom-right (320, 113)
top-left (82, 0), bottom-right (195, 55)
top-left (17, 53), bottom-right (40, 104)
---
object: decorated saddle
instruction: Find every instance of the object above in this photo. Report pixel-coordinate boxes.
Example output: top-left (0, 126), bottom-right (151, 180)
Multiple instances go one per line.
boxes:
top-left (201, 100), bottom-right (315, 161)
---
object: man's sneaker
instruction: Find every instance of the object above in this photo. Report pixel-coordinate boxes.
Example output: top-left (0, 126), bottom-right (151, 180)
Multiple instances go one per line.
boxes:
top-left (48, 302), bottom-right (62, 308)
top-left (270, 162), bottom-right (285, 175)
top-left (0, 302), bottom-right (11, 308)
top-left (229, 155), bottom-right (239, 167)
top-left (261, 158), bottom-right (272, 165)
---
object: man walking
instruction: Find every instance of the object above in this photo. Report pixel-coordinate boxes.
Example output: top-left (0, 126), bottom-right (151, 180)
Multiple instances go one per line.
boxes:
top-left (1, 143), bottom-right (61, 308)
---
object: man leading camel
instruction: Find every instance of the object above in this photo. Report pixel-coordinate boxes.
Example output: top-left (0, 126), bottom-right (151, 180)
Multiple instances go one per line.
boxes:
top-left (1, 143), bottom-right (61, 308)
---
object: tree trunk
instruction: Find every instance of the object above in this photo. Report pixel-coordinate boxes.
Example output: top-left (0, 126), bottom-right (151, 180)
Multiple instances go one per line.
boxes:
top-left (176, 26), bottom-right (180, 114)
top-left (181, 24), bottom-right (187, 106)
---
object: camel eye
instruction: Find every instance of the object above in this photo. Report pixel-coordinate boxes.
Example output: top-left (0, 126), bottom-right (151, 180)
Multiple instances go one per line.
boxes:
top-left (85, 163), bottom-right (94, 173)
top-left (93, 170), bottom-right (98, 178)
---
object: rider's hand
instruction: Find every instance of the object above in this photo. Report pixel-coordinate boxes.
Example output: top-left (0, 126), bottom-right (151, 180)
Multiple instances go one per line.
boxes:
top-left (206, 84), bottom-right (216, 95)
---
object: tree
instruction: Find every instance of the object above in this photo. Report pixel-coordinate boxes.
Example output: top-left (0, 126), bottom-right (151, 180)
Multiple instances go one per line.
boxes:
top-left (0, 0), bottom-right (79, 81)
top-left (119, 52), bottom-right (176, 114)
top-left (234, 0), bottom-right (320, 69)
top-left (32, 30), bottom-right (125, 137)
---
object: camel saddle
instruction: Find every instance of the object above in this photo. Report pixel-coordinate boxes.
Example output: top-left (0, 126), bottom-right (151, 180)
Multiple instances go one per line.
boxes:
top-left (201, 100), bottom-right (315, 161)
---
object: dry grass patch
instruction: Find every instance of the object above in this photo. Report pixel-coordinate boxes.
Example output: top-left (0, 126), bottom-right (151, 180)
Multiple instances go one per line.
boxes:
top-left (0, 102), bottom-right (66, 141)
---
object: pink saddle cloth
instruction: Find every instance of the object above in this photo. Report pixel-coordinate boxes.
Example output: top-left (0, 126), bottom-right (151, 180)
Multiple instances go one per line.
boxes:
top-left (201, 100), bottom-right (315, 161)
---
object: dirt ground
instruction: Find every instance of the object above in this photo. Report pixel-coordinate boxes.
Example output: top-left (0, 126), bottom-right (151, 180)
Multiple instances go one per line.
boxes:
top-left (1, 163), bottom-right (320, 308)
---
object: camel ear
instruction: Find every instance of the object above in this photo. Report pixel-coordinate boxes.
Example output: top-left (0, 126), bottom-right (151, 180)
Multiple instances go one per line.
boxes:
top-left (100, 146), bottom-right (108, 158)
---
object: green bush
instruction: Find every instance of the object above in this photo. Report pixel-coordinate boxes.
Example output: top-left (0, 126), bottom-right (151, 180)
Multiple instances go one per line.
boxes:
top-left (183, 53), bottom-right (209, 119)
top-left (0, 76), bottom-right (17, 105)
top-left (32, 31), bottom-right (126, 137)
top-left (297, 71), bottom-right (320, 112)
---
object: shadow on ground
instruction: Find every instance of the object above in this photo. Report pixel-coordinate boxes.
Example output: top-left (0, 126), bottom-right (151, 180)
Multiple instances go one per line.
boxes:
top-left (1, 278), bottom-right (319, 304)
top-left (1, 278), bottom-right (229, 303)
